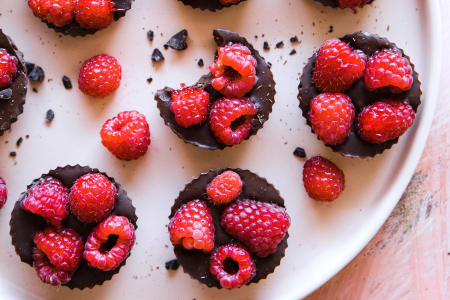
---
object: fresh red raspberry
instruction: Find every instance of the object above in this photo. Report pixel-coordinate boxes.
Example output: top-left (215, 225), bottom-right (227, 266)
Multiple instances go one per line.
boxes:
top-left (0, 48), bottom-right (18, 89)
top-left (365, 49), bottom-right (413, 93)
top-left (28, 0), bottom-right (75, 28)
top-left (75, 0), bottom-right (115, 30)
top-left (170, 85), bottom-right (210, 128)
top-left (78, 54), bottom-right (121, 98)
top-left (338, 0), bottom-right (371, 8)
top-left (33, 227), bottom-right (83, 285)
top-left (209, 244), bottom-right (256, 289)
top-left (209, 44), bottom-right (257, 97)
top-left (21, 177), bottom-right (70, 228)
top-left (356, 100), bottom-right (415, 144)
top-left (100, 110), bottom-right (151, 161)
top-left (83, 215), bottom-right (135, 271)
top-left (209, 98), bottom-right (257, 146)
top-left (69, 173), bottom-right (116, 223)
top-left (221, 199), bottom-right (290, 257)
top-left (0, 177), bottom-right (7, 209)
top-left (168, 200), bottom-right (215, 253)
top-left (313, 38), bottom-right (366, 92)
top-left (303, 156), bottom-right (345, 202)
top-left (308, 93), bottom-right (355, 145)
top-left (206, 171), bottom-right (242, 205)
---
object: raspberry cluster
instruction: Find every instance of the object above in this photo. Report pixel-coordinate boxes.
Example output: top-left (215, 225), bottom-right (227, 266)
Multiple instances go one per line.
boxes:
top-left (0, 48), bottom-right (18, 89)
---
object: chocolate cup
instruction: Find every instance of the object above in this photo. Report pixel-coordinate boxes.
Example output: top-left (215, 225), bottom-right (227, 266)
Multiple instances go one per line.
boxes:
top-left (169, 169), bottom-right (289, 288)
top-left (178, 0), bottom-right (246, 11)
top-left (37, 0), bottom-right (134, 37)
top-left (0, 29), bottom-right (28, 136)
top-left (155, 28), bottom-right (276, 150)
top-left (298, 32), bottom-right (422, 158)
top-left (313, 0), bottom-right (374, 8)
top-left (9, 165), bottom-right (138, 289)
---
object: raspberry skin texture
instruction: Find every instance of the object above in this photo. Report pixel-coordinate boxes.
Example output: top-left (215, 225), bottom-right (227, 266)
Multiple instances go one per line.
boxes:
top-left (21, 177), bottom-right (70, 228)
top-left (209, 244), bottom-right (256, 289)
top-left (0, 177), bottom-right (7, 209)
top-left (221, 199), bottom-right (291, 258)
top-left (78, 54), bottom-right (121, 98)
top-left (210, 44), bottom-right (258, 97)
top-left (84, 215), bottom-right (136, 271)
top-left (170, 86), bottom-right (210, 128)
top-left (206, 171), bottom-right (242, 205)
top-left (33, 227), bottom-right (83, 285)
top-left (308, 93), bottom-right (355, 145)
top-left (209, 97), bottom-right (257, 146)
top-left (75, 0), bottom-right (115, 30)
top-left (28, 0), bottom-right (75, 28)
top-left (313, 38), bottom-right (366, 92)
top-left (168, 200), bottom-right (215, 253)
top-left (338, 0), bottom-right (372, 8)
top-left (100, 110), bottom-right (151, 161)
top-left (0, 48), bottom-right (18, 89)
top-left (69, 173), bottom-right (117, 223)
top-left (365, 49), bottom-right (413, 93)
top-left (356, 100), bottom-right (415, 144)
top-left (303, 156), bottom-right (345, 202)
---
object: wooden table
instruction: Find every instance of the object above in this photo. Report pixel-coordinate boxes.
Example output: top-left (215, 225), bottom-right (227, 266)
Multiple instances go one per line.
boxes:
top-left (306, 1), bottom-right (449, 299)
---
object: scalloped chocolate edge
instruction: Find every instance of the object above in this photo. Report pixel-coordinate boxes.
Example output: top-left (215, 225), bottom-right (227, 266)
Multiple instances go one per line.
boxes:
top-left (297, 32), bottom-right (422, 158)
top-left (178, 0), bottom-right (246, 12)
top-left (9, 165), bottom-right (138, 289)
top-left (38, 0), bottom-right (134, 37)
top-left (155, 28), bottom-right (276, 150)
top-left (0, 29), bottom-right (28, 136)
top-left (313, 0), bottom-right (374, 8)
top-left (169, 168), bottom-right (288, 288)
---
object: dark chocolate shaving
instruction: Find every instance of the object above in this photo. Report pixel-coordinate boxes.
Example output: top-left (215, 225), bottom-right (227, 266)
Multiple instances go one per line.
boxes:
top-left (165, 29), bottom-right (188, 51)
top-left (152, 49), bottom-right (164, 62)
top-left (25, 62), bottom-right (45, 82)
top-left (147, 30), bottom-right (154, 42)
top-left (16, 137), bottom-right (23, 147)
top-left (165, 259), bottom-right (180, 270)
top-left (275, 41), bottom-right (284, 48)
top-left (290, 36), bottom-right (299, 43)
top-left (45, 109), bottom-right (55, 123)
top-left (293, 147), bottom-right (306, 158)
top-left (62, 76), bottom-right (72, 89)
top-left (263, 41), bottom-right (270, 50)
top-left (197, 58), bottom-right (204, 67)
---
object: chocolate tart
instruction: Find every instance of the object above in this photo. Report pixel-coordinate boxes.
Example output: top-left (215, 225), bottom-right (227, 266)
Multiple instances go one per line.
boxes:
top-left (313, 0), bottom-right (374, 8)
top-left (178, 0), bottom-right (246, 11)
top-left (0, 29), bottom-right (28, 136)
top-left (169, 169), bottom-right (288, 288)
top-left (298, 32), bottom-right (422, 158)
top-left (35, 0), bottom-right (134, 37)
top-left (9, 165), bottom-right (138, 289)
top-left (155, 29), bottom-right (275, 150)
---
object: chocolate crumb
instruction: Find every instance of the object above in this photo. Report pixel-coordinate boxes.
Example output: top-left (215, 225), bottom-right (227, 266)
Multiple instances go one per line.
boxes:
top-left (0, 88), bottom-right (12, 100)
top-left (197, 58), bottom-right (204, 67)
top-left (32, 88), bottom-right (38, 93)
top-left (263, 41), bottom-right (270, 50)
top-left (152, 48), bottom-right (164, 62)
top-left (25, 135), bottom-right (29, 139)
top-left (16, 137), bottom-right (23, 147)
top-left (329, 25), bottom-right (334, 33)
top-left (25, 62), bottom-right (45, 82)
top-left (147, 30), bottom-right (154, 42)
top-left (62, 76), bottom-right (72, 89)
top-left (289, 49), bottom-right (297, 55)
top-left (165, 29), bottom-right (188, 51)
top-left (45, 109), bottom-right (55, 123)
top-left (293, 147), bottom-right (306, 158)
top-left (147, 77), bottom-right (153, 84)
top-left (275, 41), bottom-right (284, 48)
top-left (290, 36), bottom-right (299, 43)
top-left (165, 259), bottom-right (179, 270)
top-left (9, 151), bottom-right (16, 157)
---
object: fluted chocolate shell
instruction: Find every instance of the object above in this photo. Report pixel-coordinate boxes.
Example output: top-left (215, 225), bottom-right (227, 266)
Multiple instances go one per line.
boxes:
top-left (178, 0), bottom-right (246, 11)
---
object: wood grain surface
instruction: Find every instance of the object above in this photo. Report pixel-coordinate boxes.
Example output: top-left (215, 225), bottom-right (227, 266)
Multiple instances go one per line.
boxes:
top-left (306, 1), bottom-right (450, 299)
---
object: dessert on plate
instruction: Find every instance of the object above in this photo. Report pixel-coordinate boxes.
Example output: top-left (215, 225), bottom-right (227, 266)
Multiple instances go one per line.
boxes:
top-left (178, 0), bottom-right (246, 11)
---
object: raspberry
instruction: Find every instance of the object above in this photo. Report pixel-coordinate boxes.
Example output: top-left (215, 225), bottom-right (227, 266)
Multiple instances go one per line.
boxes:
top-left (75, 0), bottom-right (115, 30)
top-left (69, 173), bottom-right (116, 223)
top-left (209, 244), bottom-right (256, 289)
top-left (303, 156), bottom-right (345, 202)
top-left (78, 54), bottom-right (121, 98)
top-left (100, 110), bottom-right (151, 161)
top-left (206, 171), bottom-right (242, 205)
top-left (356, 100), bottom-right (415, 144)
top-left (170, 85), bottom-right (210, 128)
top-left (209, 44), bottom-right (258, 97)
top-left (313, 38), bottom-right (366, 92)
top-left (168, 200), bottom-right (214, 253)
top-left (365, 49), bottom-right (413, 93)
top-left (0, 48), bottom-right (18, 89)
top-left (21, 177), bottom-right (70, 228)
top-left (221, 199), bottom-right (290, 257)
top-left (338, 0), bottom-right (371, 8)
top-left (33, 227), bottom-right (83, 285)
top-left (28, 0), bottom-right (75, 28)
top-left (84, 215), bottom-right (135, 271)
top-left (0, 177), bottom-right (7, 209)
top-left (308, 93), bottom-right (355, 145)
top-left (209, 98), bottom-right (257, 146)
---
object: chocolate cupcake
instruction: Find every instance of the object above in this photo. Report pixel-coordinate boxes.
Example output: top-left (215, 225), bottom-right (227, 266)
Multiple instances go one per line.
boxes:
top-left (10, 165), bottom-right (138, 289)
top-left (0, 29), bottom-right (27, 136)
top-left (298, 32), bottom-right (421, 158)
top-left (178, 0), bottom-right (246, 11)
top-left (155, 29), bottom-right (275, 150)
top-left (314, 0), bottom-right (374, 9)
top-left (27, 0), bottom-right (134, 37)
top-left (168, 169), bottom-right (290, 289)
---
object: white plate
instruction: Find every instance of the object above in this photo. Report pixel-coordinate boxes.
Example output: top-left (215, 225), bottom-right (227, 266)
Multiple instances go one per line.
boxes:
top-left (0, 0), bottom-right (441, 299)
